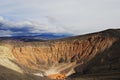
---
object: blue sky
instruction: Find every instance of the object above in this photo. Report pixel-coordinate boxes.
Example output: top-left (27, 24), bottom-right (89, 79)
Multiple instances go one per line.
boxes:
top-left (0, 0), bottom-right (120, 37)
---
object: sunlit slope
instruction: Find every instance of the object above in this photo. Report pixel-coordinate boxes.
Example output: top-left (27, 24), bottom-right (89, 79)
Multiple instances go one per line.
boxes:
top-left (0, 29), bottom-right (120, 79)
top-left (0, 46), bottom-right (23, 73)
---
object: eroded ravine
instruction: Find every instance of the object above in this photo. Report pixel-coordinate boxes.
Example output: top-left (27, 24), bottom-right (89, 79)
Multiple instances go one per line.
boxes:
top-left (0, 29), bottom-right (120, 79)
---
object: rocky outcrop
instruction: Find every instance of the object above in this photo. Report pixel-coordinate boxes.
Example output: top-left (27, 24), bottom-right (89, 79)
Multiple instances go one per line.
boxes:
top-left (0, 29), bottom-right (120, 79)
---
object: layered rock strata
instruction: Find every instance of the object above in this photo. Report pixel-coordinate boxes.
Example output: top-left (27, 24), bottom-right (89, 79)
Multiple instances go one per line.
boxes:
top-left (0, 29), bottom-right (120, 79)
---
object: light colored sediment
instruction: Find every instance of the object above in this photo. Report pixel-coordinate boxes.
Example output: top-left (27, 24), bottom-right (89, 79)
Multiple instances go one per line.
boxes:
top-left (0, 29), bottom-right (120, 79)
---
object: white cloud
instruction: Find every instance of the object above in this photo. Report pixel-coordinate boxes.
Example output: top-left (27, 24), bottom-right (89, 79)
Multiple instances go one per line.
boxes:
top-left (0, 30), bottom-right (13, 37)
top-left (0, 16), bottom-right (4, 21)
top-left (0, 16), bottom-right (72, 36)
top-left (0, 0), bottom-right (120, 35)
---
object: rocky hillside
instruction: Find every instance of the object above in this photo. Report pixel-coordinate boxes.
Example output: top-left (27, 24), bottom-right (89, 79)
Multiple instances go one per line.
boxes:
top-left (0, 29), bottom-right (120, 80)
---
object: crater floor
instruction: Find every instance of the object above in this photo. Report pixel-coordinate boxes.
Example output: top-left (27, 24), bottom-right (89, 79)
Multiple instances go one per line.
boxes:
top-left (0, 29), bottom-right (120, 80)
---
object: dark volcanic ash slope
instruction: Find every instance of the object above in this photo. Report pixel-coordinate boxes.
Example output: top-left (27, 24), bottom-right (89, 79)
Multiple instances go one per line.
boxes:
top-left (0, 29), bottom-right (120, 80)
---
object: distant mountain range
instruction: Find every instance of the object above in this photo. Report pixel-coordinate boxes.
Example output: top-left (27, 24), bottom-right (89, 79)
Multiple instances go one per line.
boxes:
top-left (0, 33), bottom-right (72, 41)
top-left (0, 29), bottom-right (120, 80)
